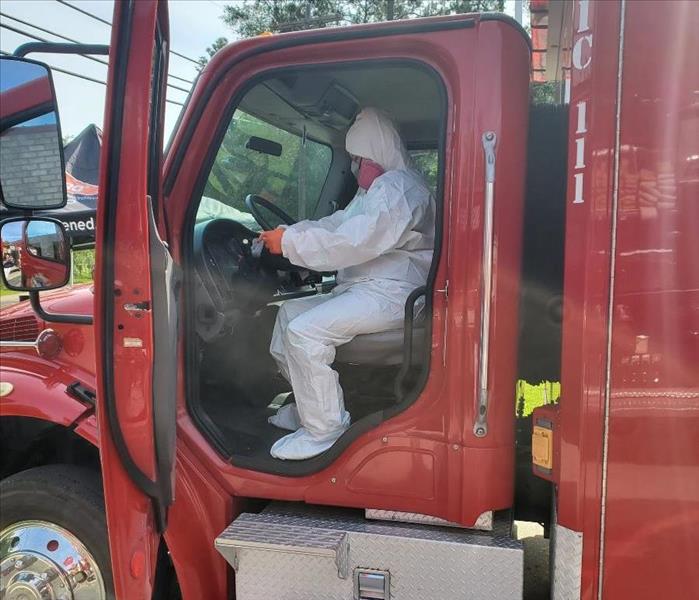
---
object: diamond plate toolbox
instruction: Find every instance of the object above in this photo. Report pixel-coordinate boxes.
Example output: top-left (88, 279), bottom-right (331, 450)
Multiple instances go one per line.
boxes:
top-left (215, 504), bottom-right (523, 599)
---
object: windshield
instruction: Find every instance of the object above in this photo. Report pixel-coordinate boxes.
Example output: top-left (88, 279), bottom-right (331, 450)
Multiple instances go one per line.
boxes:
top-left (196, 110), bottom-right (332, 230)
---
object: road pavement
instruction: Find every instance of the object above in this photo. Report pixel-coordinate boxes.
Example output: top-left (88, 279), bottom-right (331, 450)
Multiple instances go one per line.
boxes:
top-left (517, 521), bottom-right (550, 600)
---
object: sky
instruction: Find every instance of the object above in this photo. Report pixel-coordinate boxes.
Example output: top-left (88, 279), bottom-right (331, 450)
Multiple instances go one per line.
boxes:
top-left (1, 0), bottom-right (526, 142)
top-left (0, 55), bottom-right (48, 90)
top-left (2, 218), bottom-right (58, 242)
top-left (0, 0), bottom-right (231, 140)
top-left (2, 220), bottom-right (23, 242)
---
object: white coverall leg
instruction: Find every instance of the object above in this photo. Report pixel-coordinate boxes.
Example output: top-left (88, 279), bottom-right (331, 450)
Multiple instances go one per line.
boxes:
top-left (269, 282), bottom-right (409, 460)
top-left (270, 293), bottom-right (331, 385)
top-left (268, 293), bottom-right (331, 433)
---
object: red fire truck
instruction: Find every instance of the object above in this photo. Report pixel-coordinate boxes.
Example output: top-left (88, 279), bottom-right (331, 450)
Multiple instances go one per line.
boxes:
top-left (0, 1), bottom-right (697, 598)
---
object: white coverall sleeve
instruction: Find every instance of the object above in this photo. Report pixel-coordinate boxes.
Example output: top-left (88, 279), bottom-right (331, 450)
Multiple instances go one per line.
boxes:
top-left (281, 181), bottom-right (416, 272)
top-left (286, 208), bottom-right (347, 234)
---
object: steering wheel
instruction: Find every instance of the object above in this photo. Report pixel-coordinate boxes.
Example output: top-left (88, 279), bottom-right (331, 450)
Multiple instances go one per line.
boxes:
top-left (245, 194), bottom-right (297, 231)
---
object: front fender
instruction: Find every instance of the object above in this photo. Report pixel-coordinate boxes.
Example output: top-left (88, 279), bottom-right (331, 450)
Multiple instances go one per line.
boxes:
top-left (0, 352), bottom-right (98, 445)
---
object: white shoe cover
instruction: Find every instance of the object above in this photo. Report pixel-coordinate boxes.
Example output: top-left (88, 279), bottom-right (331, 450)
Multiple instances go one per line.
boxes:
top-left (268, 403), bottom-right (301, 431)
top-left (270, 414), bottom-right (350, 460)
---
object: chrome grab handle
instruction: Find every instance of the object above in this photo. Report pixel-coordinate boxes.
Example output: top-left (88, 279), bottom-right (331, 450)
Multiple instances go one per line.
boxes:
top-left (0, 328), bottom-right (61, 358)
top-left (0, 340), bottom-right (37, 350)
top-left (474, 131), bottom-right (497, 438)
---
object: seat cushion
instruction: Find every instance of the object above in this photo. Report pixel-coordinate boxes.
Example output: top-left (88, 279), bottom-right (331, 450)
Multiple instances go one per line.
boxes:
top-left (335, 324), bottom-right (426, 366)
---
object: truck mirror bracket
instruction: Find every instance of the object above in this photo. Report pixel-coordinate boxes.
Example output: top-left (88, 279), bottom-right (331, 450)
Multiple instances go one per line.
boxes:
top-left (30, 290), bottom-right (93, 325)
top-left (13, 42), bottom-right (109, 58)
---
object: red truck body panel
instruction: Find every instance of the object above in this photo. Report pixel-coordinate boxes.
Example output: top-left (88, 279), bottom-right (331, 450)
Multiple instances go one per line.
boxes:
top-left (0, 74), bottom-right (52, 123)
top-left (601, 2), bottom-right (699, 597)
top-left (0, 285), bottom-right (95, 368)
top-left (0, 286), bottom-right (96, 437)
top-left (16, 252), bottom-right (65, 290)
top-left (554, 1), bottom-right (699, 598)
top-left (556, 2), bottom-right (621, 596)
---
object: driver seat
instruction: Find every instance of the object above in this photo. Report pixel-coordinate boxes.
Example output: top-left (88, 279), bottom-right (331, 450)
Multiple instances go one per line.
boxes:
top-left (335, 320), bottom-right (426, 366)
top-left (334, 291), bottom-right (427, 367)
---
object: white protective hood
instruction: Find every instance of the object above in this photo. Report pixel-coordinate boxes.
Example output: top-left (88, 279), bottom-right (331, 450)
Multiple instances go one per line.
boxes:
top-left (344, 107), bottom-right (411, 171)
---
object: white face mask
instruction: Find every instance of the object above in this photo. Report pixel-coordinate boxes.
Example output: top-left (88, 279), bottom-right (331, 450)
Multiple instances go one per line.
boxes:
top-left (350, 157), bottom-right (360, 177)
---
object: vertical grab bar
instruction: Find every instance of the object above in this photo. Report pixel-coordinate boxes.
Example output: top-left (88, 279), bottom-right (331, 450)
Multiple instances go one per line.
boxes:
top-left (474, 131), bottom-right (497, 437)
top-left (394, 285), bottom-right (427, 401)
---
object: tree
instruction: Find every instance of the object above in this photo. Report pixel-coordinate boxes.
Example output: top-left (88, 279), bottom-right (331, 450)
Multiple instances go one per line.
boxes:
top-left (197, 36), bottom-right (229, 71)
top-left (221, 0), bottom-right (506, 39)
top-left (223, 1), bottom-right (345, 38)
top-left (344, 0), bottom-right (506, 24)
top-left (530, 81), bottom-right (560, 105)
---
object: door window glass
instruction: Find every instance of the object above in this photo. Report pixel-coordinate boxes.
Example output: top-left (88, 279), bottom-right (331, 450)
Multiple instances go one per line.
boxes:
top-left (197, 110), bottom-right (332, 230)
top-left (409, 148), bottom-right (438, 193)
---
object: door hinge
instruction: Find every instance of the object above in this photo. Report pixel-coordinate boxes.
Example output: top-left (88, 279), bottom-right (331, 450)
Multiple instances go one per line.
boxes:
top-left (436, 280), bottom-right (449, 298)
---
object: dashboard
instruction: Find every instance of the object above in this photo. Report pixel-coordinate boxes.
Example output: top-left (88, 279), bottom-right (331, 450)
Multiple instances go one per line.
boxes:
top-left (191, 218), bottom-right (326, 341)
top-left (193, 219), bottom-right (272, 313)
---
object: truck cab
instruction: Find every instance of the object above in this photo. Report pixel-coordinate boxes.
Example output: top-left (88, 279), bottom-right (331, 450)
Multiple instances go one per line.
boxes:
top-left (1, 1), bottom-right (697, 599)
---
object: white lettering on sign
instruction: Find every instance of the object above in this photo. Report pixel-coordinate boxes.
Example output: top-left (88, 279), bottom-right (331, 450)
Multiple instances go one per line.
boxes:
top-left (573, 0), bottom-right (593, 71)
top-left (572, 34), bottom-right (593, 70)
top-left (61, 217), bottom-right (96, 233)
top-left (576, 100), bottom-right (587, 134)
top-left (571, 0), bottom-right (592, 206)
top-left (578, 0), bottom-right (590, 33)
top-left (574, 173), bottom-right (585, 204)
top-left (573, 101), bottom-right (588, 204)
top-left (575, 137), bottom-right (586, 169)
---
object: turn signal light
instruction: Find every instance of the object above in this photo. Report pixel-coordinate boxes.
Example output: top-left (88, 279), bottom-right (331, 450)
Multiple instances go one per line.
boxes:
top-left (36, 329), bottom-right (62, 359)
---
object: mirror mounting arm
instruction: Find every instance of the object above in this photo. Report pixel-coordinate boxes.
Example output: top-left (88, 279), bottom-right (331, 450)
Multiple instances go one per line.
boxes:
top-left (14, 43), bottom-right (109, 58)
top-left (30, 291), bottom-right (93, 325)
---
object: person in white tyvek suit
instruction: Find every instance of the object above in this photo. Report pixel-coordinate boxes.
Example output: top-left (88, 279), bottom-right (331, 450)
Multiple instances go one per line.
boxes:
top-left (259, 107), bottom-right (434, 460)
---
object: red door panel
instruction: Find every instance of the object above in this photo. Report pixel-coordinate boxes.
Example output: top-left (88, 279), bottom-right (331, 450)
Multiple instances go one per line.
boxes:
top-left (93, 1), bottom-right (174, 598)
top-left (163, 15), bottom-right (529, 526)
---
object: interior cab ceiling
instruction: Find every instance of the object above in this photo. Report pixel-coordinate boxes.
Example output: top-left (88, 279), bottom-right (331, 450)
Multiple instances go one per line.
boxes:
top-left (238, 64), bottom-right (443, 150)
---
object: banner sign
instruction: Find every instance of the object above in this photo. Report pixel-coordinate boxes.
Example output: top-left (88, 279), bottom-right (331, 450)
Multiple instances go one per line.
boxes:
top-left (1, 124), bottom-right (101, 245)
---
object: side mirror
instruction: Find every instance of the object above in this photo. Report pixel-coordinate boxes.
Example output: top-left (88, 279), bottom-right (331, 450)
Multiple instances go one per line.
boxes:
top-left (1, 217), bottom-right (69, 291)
top-left (0, 56), bottom-right (67, 211)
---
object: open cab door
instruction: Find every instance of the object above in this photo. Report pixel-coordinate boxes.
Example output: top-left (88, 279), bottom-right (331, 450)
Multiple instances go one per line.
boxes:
top-left (94, 1), bottom-right (178, 598)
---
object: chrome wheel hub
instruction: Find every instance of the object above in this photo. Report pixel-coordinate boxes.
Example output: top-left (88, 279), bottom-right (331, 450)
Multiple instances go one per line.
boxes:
top-left (0, 520), bottom-right (106, 600)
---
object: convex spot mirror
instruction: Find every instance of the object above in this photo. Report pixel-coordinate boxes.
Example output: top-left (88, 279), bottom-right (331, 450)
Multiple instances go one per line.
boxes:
top-left (1, 217), bottom-right (70, 291)
top-left (0, 56), bottom-right (67, 210)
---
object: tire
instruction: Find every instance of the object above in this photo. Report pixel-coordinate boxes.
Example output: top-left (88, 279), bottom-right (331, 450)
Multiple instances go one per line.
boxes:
top-left (0, 464), bottom-right (115, 599)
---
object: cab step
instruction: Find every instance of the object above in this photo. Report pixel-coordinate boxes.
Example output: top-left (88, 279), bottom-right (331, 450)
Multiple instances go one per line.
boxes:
top-left (215, 503), bottom-right (523, 600)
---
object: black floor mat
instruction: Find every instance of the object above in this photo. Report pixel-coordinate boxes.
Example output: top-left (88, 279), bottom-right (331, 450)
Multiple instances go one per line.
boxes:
top-left (200, 381), bottom-right (396, 465)
top-left (201, 384), bottom-right (289, 459)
